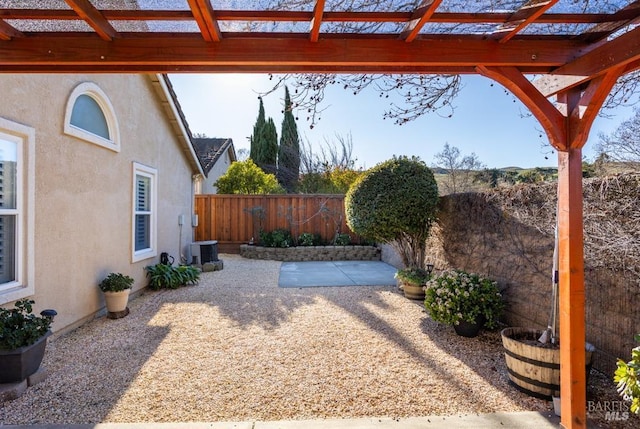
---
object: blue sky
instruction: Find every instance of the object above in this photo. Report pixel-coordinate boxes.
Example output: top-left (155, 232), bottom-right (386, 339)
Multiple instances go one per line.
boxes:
top-left (169, 73), bottom-right (634, 169)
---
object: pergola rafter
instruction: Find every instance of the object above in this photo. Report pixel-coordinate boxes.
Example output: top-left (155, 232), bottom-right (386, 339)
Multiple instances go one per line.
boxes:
top-left (186, 0), bottom-right (221, 42)
top-left (494, 0), bottom-right (559, 43)
top-left (401, 0), bottom-right (443, 42)
top-left (1, 2), bottom-right (638, 429)
top-left (64, 0), bottom-right (117, 42)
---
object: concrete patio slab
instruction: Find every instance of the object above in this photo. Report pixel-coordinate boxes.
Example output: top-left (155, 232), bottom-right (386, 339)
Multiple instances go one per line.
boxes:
top-left (278, 260), bottom-right (397, 288)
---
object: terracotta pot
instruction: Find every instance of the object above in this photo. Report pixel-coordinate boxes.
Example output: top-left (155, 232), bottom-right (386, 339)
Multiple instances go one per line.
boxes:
top-left (103, 289), bottom-right (131, 313)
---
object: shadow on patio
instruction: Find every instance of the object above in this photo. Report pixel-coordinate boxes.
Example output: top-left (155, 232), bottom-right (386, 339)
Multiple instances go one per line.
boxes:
top-left (0, 255), bottom-right (565, 425)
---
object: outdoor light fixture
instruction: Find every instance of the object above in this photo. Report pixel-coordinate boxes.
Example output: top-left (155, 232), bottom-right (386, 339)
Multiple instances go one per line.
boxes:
top-left (426, 264), bottom-right (434, 275)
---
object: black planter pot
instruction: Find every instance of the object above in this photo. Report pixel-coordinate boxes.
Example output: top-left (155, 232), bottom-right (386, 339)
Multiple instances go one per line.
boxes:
top-left (453, 318), bottom-right (484, 338)
top-left (0, 331), bottom-right (51, 383)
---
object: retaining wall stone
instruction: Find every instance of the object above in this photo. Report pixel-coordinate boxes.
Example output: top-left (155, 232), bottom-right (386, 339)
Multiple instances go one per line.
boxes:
top-left (240, 245), bottom-right (381, 262)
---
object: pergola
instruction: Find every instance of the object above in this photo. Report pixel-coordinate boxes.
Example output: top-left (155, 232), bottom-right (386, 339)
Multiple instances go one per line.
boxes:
top-left (1, 1), bottom-right (639, 428)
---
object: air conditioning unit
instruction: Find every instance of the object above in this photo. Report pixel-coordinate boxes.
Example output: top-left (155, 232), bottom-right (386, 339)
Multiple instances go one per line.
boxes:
top-left (191, 240), bottom-right (218, 265)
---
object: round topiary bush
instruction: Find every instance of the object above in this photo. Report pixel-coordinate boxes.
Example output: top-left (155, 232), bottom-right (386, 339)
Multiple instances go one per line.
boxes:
top-left (345, 156), bottom-right (439, 269)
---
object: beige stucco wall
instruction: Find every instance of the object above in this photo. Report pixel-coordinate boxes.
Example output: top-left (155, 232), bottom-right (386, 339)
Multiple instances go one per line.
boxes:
top-left (0, 74), bottom-right (197, 332)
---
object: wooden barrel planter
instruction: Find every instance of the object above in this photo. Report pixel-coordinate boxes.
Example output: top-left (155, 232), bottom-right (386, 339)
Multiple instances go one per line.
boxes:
top-left (501, 327), bottom-right (595, 399)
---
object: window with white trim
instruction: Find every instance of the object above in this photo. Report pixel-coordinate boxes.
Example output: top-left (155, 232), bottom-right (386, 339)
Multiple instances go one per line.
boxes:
top-left (132, 163), bottom-right (157, 262)
top-left (64, 82), bottom-right (120, 152)
top-left (0, 117), bottom-right (34, 304)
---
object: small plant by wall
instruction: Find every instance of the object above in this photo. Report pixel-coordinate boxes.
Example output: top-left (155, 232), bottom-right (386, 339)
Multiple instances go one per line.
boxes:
top-left (145, 264), bottom-right (200, 290)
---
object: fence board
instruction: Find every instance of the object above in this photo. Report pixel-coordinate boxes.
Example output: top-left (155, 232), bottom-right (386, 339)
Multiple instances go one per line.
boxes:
top-left (194, 194), bottom-right (359, 252)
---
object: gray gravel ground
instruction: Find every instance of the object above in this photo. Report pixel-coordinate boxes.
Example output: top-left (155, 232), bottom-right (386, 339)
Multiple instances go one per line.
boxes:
top-left (0, 255), bottom-right (635, 428)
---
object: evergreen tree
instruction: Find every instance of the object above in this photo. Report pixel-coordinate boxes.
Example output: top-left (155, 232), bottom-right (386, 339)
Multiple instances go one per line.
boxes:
top-left (257, 117), bottom-right (278, 176)
top-left (278, 86), bottom-right (301, 191)
top-left (249, 97), bottom-right (266, 161)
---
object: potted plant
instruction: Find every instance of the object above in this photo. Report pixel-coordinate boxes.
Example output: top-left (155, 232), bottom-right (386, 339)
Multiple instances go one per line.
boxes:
top-left (99, 272), bottom-right (134, 315)
top-left (0, 299), bottom-right (56, 383)
top-left (424, 269), bottom-right (504, 337)
top-left (395, 267), bottom-right (430, 300)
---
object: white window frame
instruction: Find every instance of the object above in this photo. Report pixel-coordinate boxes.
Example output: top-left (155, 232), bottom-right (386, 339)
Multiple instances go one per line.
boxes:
top-left (63, 82), bottom-right (121, 152)
top-left (0, 117), bottom-right (35, 304)
top-left (132, 162), bottom-right (157, 263)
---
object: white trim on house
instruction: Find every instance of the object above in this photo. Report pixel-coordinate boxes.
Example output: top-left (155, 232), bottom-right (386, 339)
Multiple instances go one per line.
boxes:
top-left (0, 117), bottom-right (35, 304)
top-left (132, 162), bottom-right (158, 263)
top-left (151, 74), bottom-right (204, 176)
top-left (63, 82), bottom-right (121, 152)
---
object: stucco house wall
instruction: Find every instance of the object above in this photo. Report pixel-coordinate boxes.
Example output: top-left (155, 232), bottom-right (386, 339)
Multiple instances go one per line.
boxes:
top-left (0, 74), bottom-right (201, 332)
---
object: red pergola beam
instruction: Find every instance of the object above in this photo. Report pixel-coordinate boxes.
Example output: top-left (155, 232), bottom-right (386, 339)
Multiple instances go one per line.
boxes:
top-left (533, 25), bottom-right (640, 97)
top-left (310, 0), bottom-right (326, 42)
top-left (0, 9), bottom-right (622, 25)
top-left (497, 0), bottom-right (559, 43)
top-left (0, 36), bottom-right (584, 73)
top-left (0, 19), bottom-right (22, 40)
top-left (401, 0), bottom-right (442, 43)
top-left (186, 0), bottom-right (221, 42)
top-left (64, 0), bottom-right (117, 41)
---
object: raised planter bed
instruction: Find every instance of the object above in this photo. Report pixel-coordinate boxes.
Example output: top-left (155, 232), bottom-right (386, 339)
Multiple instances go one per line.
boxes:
top-left (240, 244), bottom-right (381, 262)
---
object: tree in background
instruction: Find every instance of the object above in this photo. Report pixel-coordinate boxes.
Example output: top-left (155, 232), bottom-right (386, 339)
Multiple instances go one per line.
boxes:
top-left (278, 86), bottom-right (301, 191)
top-left (257, 117), bottom-right (278, 176)
top-left (345, 156), bottom-right (438, 269)
top-left (298, 132), bottom-right (362, 193)
top-left (596, 107), bottom-right (640, 170)
top-left (214, 159), bottom-right (284, 194)
top-left (249, 98), bottom-right (266, 161)
top-left (433, 143), bottom-right (485, 194)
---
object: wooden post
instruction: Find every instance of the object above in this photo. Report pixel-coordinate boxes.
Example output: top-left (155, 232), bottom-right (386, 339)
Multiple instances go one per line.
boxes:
top-left (557, 148), bottom-right (587, 429)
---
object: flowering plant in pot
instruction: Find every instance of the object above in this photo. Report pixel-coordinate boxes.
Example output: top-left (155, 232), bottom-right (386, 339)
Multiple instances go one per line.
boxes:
top-left (424, 269), bottom-right (503, 337)
top-left (0, 299), bottom-right (56, 383)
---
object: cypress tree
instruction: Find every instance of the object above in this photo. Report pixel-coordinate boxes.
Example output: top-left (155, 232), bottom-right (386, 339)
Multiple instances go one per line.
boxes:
top-left (257, 117), bottom-right (278, 176)
top-left (249, 97), bottom-right (266, 161)
top-left (278, 86), bottom-right (300, 191)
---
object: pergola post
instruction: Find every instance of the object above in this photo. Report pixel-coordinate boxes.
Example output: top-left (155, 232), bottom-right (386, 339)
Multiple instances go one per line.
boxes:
top-left (475, 66), bottom-right (625, 429)
top-left (556, 147), bottom-right (586, 428)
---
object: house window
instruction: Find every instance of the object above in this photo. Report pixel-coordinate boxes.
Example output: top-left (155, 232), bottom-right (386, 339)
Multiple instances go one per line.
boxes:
top-left (0, 117), bottom-right (34, 304)
top-left (132, 162), bottom-right (157, 262)
top-left (64, 82), bottom-right (120, 152)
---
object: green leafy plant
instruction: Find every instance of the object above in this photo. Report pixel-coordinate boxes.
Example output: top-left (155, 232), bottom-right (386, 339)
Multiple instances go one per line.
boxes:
top-left (259, 228), bottom-right (292, 248)
top-left (395, 268), bottom-right (430, 287)
top-left (334, 233), bottom-right (351, 246)
top-left (345, 156), bottom-right (438, 270)
top-left (0, 299), bottom-right (52, 350)
top-left (298, 232), bottom-right (319, 246)
top-left (424, 270), bottom-right (504, 329)
top-left (615, 334), bottom-right (640, 414)
top-left (99, 272), bottom-right (134, 292)
top-left (145, 264), bottom-right (200, 290)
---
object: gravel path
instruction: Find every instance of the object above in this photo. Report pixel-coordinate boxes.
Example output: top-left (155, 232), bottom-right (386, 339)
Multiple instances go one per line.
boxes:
top-left (0, 255), bottom-right (633, 426)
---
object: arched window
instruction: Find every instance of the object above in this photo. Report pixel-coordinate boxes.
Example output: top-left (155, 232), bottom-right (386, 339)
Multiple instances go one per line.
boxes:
top-left (64, 82), bottom-right (120, 152)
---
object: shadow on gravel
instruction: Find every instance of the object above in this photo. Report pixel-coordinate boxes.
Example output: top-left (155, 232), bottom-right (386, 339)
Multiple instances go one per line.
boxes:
top-left (0, 291), bottom-right (170, 425)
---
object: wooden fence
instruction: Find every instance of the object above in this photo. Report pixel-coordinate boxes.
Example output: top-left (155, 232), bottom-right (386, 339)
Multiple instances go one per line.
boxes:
top-left (194, 194), bottom-right (358, 253)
